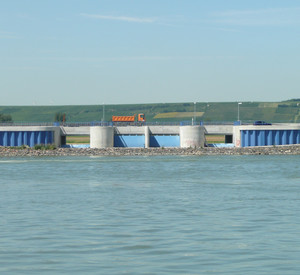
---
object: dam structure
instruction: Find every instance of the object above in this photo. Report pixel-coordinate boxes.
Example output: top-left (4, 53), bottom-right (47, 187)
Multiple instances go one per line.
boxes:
top-left (0, 124), bottom-right (207, 148)
top-left (63, 123), bottom-right (233, 148)
top-left (1, 122), bottom-right (300, 148)
top-left (88, 125), bottom-right (206, 148)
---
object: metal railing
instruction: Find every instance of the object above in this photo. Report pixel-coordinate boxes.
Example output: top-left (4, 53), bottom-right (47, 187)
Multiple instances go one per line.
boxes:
top-left (2, 120), bottom-right (296, 127)
top-left (0, 121), bottom-right (238, 127)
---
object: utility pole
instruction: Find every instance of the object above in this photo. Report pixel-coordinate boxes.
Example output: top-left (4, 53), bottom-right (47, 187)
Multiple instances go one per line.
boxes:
top-left (102, 103), bottom-right (105, 123)
top-left (194, 102), bottom-right (196, 125)
top-left (238, 102), bottom-right (242, 122)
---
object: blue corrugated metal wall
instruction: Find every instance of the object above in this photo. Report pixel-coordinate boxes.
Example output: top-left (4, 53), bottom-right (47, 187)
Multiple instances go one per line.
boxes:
top-left (114, 134), bottom-right (180, 147)
top-left (114, 135), bottom-right (145, 147)
top-left (0, 131), bottom-right (53, 147)
top-left (150, 135), bottom-right (180, 147)
top-left (241, 130), bottom-right (300, 147)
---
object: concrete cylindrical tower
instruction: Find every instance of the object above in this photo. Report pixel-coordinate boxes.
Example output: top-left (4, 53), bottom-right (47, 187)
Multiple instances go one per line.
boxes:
top-left (180, 126), bottom-right (205, 148)
top-left (90, 126), bottom-right (114, 148)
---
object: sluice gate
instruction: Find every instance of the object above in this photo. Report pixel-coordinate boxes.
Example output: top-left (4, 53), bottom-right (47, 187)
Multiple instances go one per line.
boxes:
top-left (241, 130), bottom-right (300, 147)
top-left (0, 131), bottom-right (53, 147)
top-left (233, 124), bottom-right (300, 147)
top-left (0, 127), bottom-right (62, 147)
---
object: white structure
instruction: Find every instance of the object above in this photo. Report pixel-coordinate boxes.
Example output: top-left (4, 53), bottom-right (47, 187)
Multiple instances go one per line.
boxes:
top-left (90, 126), bottom-right (114, 148)
top-left (144, 126), bottom-right (150, 148)
top-left (179, 126), bottom-right (205, 148)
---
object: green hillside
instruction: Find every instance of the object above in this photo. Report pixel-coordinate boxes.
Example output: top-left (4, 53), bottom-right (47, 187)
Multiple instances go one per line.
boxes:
top-left (1, 99), bottom-right (300, 123)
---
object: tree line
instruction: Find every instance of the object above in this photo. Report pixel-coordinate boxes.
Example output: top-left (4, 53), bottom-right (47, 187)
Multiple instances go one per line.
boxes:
top-left (0, 113), bottom-right (12, 122)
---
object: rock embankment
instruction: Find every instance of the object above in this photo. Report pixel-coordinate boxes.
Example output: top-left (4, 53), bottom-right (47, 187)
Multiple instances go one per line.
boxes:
top-left (1, 145), bottom-right (300, 157)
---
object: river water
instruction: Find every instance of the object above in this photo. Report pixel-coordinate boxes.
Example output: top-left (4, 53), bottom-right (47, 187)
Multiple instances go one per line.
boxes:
top-left (1, 155), bottom-right (300, 274)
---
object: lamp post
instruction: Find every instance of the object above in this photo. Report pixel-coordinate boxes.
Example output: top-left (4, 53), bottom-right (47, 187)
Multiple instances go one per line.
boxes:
top-left (194, 102), bottom-right (196, 125)
top-left (238, 102), bottom-right (242, 122)
top-left (102, 103), bottom-right (105, 124)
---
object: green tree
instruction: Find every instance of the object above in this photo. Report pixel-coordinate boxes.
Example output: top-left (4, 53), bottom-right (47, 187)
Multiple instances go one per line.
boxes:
top-left (0, 113), bottom-right (13, 122)
top-left (54, 112), bottom-right (66, 122)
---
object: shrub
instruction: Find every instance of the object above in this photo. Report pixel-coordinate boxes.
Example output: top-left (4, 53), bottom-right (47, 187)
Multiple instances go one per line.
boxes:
top-left (34, 144), bottom-right (56, 150)
top-left (0, 113), bottom-right (13, 122)
top-left (8, 145), bottom-right (28, 150)
top-left (34, 144), bottom-right (42, 150)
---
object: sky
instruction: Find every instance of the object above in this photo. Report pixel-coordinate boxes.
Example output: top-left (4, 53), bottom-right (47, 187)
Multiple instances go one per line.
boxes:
top-left (1, 0), bottom-right (300, 105)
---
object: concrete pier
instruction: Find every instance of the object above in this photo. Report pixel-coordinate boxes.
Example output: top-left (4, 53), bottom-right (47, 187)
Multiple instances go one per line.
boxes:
top-left (90, 126), bottom-right (114, 148)
top-left (179, 126), bottom-right (205, 148)
top-left (144, 126), bottom-right (150, 148)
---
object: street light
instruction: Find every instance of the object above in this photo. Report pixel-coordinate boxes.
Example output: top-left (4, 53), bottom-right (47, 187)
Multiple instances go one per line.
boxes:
top-left (102, 103), bottom-right (105, 123)
top-left (194, 102), bottom-right (196, 125)
top-left (238, 102), bottom-right (242, 122)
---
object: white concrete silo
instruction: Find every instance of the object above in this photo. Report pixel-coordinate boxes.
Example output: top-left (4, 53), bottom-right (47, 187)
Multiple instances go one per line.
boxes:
top-left (90, 126), bottom-right (114, 148)
top-left (180, 126), bottom-right (205, 148)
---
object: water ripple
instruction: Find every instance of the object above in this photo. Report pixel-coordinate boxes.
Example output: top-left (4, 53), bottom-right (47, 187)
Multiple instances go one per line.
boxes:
top-left (1, 155), bottom-right (300, 274)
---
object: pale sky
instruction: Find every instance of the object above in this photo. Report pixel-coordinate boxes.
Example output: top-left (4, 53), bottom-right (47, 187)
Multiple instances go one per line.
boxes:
top-left (1, 0), bottom-right (300, 105)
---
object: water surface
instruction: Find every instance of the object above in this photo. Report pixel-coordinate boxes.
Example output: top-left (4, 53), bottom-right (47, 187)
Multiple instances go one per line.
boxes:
top-left (1, 155), bottom-right (300, 274)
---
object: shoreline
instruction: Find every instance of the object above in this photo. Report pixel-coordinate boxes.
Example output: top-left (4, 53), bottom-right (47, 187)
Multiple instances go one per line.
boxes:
top-left (1, 145), bottom-right (300, 157)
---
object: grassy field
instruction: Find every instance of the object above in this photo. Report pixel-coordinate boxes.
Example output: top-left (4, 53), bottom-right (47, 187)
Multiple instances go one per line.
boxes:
top-left (205, 135), bottom-right (225, 143)
top-left (66, 136), bottom-right (90, 144)
top-left (1, 99), bottom-right (300, 123)
top-left (154, 112), bottom-right (204, 119)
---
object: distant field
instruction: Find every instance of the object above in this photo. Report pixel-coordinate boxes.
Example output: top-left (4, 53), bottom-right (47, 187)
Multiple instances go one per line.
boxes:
top-left (258, 103), bottom-right (279, 108)
top-left (205, 135), bottom-right (225, 143)
top-left (154, 112), bottom-right (204, 119)
top-left (66, 136), bottom-right (90, 144)
top-left (1, 100), bottom-right (300, 123)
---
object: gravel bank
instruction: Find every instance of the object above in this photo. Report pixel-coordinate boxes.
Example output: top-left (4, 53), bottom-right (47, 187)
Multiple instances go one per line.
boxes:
top-left (1, 145), bottom-right (300, 157)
